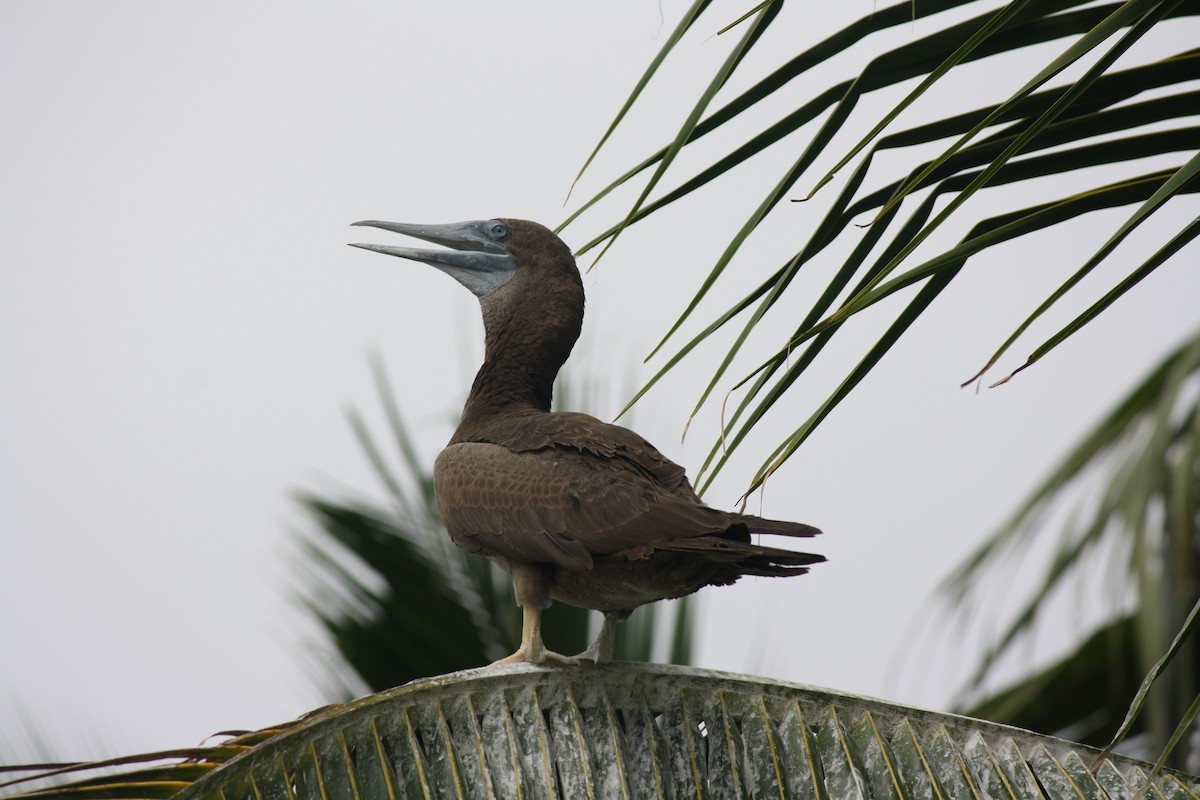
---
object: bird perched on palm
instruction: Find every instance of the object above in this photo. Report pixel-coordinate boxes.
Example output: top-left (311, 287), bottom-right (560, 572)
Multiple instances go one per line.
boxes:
top-left (351, 218), bottom-right (823, 665)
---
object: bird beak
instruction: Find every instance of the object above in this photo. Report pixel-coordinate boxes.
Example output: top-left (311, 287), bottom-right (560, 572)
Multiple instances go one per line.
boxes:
top-left (349, 219), bottom-right (516, 298)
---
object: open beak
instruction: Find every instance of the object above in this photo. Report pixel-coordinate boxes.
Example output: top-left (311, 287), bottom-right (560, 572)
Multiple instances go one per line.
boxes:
top-left (349, 220), bottom-right (516, 297)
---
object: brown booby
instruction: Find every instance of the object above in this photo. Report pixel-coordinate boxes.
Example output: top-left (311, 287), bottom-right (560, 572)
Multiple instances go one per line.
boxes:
top-left (350, 218), bottom-right (823, 665)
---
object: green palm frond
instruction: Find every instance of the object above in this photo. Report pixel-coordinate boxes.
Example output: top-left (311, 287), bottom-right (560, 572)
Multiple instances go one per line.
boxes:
top-left (565, 0), bottom-right (1200, 496)
top-left (0, 720), bottom-right (295, 800)
top-left (945, 326), bottom-right (1200, 766)
top-left (964, 614), bottom-right (1141, 746)
top-left (4, 666), bottom-right (1197, 800)
top-left (294, 355), bottom-right (693, 694)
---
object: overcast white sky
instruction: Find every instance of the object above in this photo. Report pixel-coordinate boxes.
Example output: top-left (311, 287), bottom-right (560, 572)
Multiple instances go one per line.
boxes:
top-left (2, 2), bottom-right (1197, 757)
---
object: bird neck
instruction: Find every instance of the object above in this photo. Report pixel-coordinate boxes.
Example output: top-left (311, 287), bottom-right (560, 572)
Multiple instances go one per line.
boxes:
top-left (455, 280), bottom-right (583, 438)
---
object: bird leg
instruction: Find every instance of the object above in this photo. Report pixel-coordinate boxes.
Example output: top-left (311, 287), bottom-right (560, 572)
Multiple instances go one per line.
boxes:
top-left (490, 561), bottom-right (579, 667)
top-left (490, 603), bottom-right (583, 666)
top-left (576, 611), bottom-right (622, 664)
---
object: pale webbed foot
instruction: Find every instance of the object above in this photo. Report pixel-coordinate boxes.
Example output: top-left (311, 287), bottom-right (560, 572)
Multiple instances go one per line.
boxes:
top-left (575, 611), bottom-right (621, 665)
top-left (490, 648), bottom-right (581, 667)
top-left (574, 648), bottom-right (603, 666)
top-left (490, 603), bottom-right (583, 667)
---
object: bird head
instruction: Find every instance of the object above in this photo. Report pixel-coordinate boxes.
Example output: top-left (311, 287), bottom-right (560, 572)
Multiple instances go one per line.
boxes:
top-left (349, 218), bottom-right (576, 298)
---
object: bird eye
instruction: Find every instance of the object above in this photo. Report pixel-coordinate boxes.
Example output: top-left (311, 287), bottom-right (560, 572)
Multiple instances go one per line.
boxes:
top-left (489, 222), bottom-right (510, 240)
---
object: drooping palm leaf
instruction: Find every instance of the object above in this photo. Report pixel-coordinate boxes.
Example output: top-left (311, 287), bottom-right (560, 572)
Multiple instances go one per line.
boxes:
top-left (0, 721), bottom-right (293, 800)
top-left (1104, 598), bottom-right (1200, 769)
top-left (964, 614), bottom-right (1142, 748)
top-left (565, 0), bottom-right (712, 202)
top-left (945, 327), bottom-right (1200, 766)
top-left (565, 0), bottom-right (1200, 496)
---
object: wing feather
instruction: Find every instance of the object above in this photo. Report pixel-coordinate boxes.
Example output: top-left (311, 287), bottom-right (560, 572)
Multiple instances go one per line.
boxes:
top-left (436, 411), bottom-right (821, 574)
top-left (435, 412), bottom-right (733, 570)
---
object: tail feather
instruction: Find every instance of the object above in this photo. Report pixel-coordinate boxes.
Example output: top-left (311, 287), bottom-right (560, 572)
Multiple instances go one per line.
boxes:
top-left (738, 564), bottom-right (814, 578)
top-left (657, 535), bottom-right (826, 567)
top-left (735, 514), bottom-right (821, 538)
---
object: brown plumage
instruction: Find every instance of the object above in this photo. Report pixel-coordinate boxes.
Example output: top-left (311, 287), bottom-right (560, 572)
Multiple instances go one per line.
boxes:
top-left (350, 218), bottom-right (823, 664)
